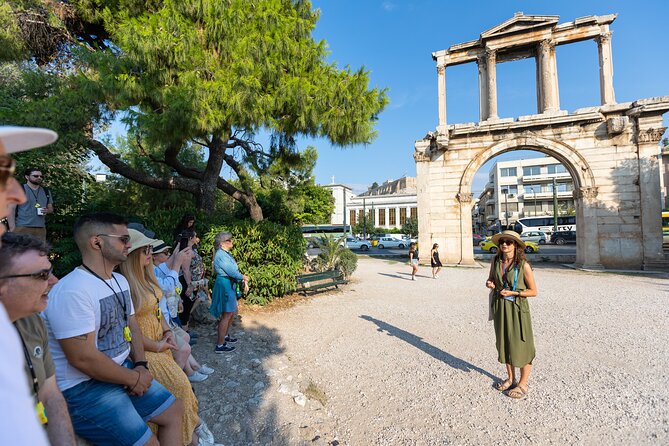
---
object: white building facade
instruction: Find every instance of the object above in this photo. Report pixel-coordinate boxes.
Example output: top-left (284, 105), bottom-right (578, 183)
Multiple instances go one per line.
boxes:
top-left (475, 156), bottom-right (574, 233)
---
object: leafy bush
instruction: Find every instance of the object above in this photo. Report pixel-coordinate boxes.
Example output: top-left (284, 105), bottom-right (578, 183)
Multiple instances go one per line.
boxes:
top-left (201, 220), bottom-right (305, 305)
top-left (337, 248), bottom-right (358, 279)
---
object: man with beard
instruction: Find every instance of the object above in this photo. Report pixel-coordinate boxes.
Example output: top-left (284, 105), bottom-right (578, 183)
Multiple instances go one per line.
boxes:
top-left (8, 167), bottom-right (53, 240)
top-left (0, 233), bottom-right (76, 445)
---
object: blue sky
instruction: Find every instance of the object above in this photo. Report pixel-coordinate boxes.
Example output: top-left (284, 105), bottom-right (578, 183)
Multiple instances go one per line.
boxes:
top-left (303, 0), bottom-right (669, 195)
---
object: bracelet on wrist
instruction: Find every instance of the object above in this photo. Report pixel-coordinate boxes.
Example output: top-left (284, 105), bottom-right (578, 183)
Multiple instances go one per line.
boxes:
top-left (129, 370), bottom-right (141, 391)
top-left (133, 360), bottom-right (149, 370)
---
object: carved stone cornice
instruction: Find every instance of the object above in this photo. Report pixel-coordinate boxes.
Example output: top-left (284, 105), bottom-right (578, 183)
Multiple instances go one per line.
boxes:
top-left (573, 186), bottom-right (598, 200)
top-left (637, 127), bottom-right (667, 144)
top-left (456, 192), bottom-right (474, 203)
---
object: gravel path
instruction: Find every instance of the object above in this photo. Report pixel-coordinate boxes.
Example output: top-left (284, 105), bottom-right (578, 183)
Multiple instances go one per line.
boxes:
top-left (192, 257), bottom-right (669, 445)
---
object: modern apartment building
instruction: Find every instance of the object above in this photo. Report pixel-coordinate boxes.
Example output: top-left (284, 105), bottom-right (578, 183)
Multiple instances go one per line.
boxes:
top-left (474, 156), bottom-right (574, 233)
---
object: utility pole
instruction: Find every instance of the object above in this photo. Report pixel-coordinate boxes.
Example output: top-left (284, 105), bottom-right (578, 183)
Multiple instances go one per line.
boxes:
top-left (552, 177), bottom-right (558, 233)
top-left (342, 188), bottom-right (347, 238)
top-left (502, 188), bottom-right (509, 229)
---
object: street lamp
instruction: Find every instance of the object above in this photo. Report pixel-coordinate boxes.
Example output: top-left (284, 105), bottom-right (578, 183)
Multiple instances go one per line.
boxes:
top-left (501, 188), bottom-right (509, 229)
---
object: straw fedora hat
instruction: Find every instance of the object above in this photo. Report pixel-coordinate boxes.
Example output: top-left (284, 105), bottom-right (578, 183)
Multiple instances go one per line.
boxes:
top-left (127, 228), bottom-right (157, 254)
top-left (491, 230), bottom-right (526, 249)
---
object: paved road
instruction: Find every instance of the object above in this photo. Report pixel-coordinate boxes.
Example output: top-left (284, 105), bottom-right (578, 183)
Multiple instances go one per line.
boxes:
top-left (308, 244), bottom-right (578, 257)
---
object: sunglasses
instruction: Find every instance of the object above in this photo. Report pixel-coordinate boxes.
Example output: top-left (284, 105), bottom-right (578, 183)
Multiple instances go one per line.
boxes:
top-left (499, 239), bottom-right (515, 246)
top-left (97, 234), bottom-right (131, 244)
top-left (30, 174), bottom-right (43, 178)
top-left (141, 246), bottom-right (152, 255)
top-left (153, 250), bottom-right (171, 256)
top-left (0, 155), bottom-right (16, 188)
top-left (0, 267), bottom-right (53, 281)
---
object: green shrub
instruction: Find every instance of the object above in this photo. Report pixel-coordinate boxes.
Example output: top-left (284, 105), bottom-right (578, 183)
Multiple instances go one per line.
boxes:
top-left (337, 248), bottom-right (358, 279)
top-left (201, 220), bottom-right (305, 305)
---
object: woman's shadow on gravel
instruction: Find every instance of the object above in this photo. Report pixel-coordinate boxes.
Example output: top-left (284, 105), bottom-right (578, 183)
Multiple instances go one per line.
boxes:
top-left (360, 315), bottom-right (496, 381)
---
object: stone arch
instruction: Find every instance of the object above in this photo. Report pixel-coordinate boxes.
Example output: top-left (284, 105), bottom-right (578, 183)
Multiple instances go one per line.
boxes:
top-left (458, 135), bottom-right (595, 198)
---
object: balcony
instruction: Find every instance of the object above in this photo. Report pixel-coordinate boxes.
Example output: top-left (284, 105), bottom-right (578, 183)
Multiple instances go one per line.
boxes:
top-left (521, 172), bottom-right (571, 183)
top-left (521, 191), bottom-right (573, 199)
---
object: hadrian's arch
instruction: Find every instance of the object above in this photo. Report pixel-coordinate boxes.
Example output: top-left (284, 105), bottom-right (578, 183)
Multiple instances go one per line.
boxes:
top-left (415, 13), bottom-right (668, 270)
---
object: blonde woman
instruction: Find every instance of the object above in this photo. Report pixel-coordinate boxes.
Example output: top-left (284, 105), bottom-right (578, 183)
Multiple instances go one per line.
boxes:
top-left (120, 229), bottom-right (220, 446)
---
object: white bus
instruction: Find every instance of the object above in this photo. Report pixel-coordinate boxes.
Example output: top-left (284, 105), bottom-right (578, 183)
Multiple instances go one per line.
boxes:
top-left (301, 224), bottom-right (351, 248)
top-left (513, 215), bottom-right (576, 235)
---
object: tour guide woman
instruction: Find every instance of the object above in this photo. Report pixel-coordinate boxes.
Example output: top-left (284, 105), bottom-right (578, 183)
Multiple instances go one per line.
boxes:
top-left (485, 230), bottom-right (537, 399)
top-left (210, 232), bottom-right (248, 354)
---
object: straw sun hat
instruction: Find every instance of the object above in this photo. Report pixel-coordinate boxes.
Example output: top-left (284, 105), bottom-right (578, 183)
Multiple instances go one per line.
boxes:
top-left (490, 230), bottom-right (526, 249)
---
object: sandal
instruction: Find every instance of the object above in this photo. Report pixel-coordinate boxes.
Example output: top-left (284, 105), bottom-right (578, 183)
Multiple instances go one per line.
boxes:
top-left (506, 384), bottom-right (528, 399)
top-left (494, 378), bottom-right (516, 392)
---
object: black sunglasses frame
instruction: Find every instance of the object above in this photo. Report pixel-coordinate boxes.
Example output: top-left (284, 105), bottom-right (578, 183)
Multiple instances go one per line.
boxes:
top-left (0, 267), bottom-right (53, 281)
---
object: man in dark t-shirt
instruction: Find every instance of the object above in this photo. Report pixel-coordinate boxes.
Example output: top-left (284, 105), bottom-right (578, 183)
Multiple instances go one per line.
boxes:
top-left (0, 233), bottom-right (76, 445)
top-left (8, 167), bottom-right (53, 241)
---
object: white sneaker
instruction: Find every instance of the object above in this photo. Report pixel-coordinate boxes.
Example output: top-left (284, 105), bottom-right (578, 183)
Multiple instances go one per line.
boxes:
top-left (195, 421), bottom-right (215, 443)
top-left (198, 438), bottom-right (224, 446)
top-left (188, 371), bottom-right (208, 383)
top-left (198, 364), bottom-right (215, 375)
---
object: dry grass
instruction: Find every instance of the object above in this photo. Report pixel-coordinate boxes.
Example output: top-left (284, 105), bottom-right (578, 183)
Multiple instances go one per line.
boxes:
top-left (303, 380), bottom-right (327, 407)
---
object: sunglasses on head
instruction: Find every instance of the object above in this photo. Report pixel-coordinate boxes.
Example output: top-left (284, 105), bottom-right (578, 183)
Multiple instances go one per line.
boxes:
top-left (0, 266), bottom-right (53, 281)
top-left (0, 155), bottom-right (16, 188)
top-left (499, 239), bottom-right (515, 246)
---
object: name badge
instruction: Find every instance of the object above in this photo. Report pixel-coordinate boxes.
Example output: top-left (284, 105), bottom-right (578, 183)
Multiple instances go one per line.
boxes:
top-left (123, 326), bottom-right (132, 342)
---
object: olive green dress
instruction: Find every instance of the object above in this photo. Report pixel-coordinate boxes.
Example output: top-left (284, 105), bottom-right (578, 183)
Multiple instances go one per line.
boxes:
top-left (492, 259), bottom-right (535, 367)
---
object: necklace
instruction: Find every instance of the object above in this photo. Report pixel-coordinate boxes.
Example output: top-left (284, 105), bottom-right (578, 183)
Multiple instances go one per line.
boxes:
top-left (81, 264), bottom-right (128, 327)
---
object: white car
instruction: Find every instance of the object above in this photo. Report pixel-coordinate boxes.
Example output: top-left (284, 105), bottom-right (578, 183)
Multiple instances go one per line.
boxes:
top-left (520, 231), bottom-right (547, 245)
top-left (345, 237), bottom-right (370, 251)
top-left (376, 237), bottom-right (407, 249)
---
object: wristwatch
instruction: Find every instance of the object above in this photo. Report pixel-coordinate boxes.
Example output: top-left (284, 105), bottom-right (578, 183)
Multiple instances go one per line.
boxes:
top-left (133, 361), bottom-right (149, 370)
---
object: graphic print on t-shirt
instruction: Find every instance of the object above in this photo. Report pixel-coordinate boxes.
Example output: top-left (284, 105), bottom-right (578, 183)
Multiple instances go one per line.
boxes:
top-left (97, 290), bottom-right (131, 360)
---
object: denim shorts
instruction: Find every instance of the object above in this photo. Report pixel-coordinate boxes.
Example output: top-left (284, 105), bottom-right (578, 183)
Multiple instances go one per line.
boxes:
top-left (62, 360), bottom-right (176, 446)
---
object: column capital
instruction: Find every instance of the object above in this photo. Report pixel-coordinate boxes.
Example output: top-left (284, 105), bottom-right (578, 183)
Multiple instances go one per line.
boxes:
top-left (539, 39), bottom-right (556, 52)
top-left (598, 31), bottom-right (613, 44)
top-left (456, 192), bottom-right (474, 203)
top-left (637, 127), bottom-right (667, 144)
top-left (437, 65), bottom-right (445, 75)
top-left (485, 47), bottom-right (497, 61)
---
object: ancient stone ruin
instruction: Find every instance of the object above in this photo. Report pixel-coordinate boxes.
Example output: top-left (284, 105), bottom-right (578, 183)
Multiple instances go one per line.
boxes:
top-left (415, 13), bottom-right (668, 269)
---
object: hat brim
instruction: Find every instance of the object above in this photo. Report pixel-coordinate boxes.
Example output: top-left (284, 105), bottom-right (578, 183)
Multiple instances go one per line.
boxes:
top-left (0, 127), bottom-right (58, 154)
top-left (491, 231), bottom-right (526, 249)
top-left (128, 229), bottom-right (157, 254)
top-left (151, 240), bottom-right (171, 254)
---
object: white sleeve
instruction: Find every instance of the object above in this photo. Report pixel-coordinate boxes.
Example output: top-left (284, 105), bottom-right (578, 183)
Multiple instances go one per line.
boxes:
top-left (45, 283), bottom-right (96, 340)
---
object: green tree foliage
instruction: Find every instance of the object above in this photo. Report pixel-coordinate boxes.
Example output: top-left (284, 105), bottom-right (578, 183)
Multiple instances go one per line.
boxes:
top-left (402, 218), bottom-right (418, 237)
top-left (352, 219), bottom-right (375, 237)
top-left (71, 0), bottom-right (388, 218)
top-left (311, 233), bottom-right (357, 278)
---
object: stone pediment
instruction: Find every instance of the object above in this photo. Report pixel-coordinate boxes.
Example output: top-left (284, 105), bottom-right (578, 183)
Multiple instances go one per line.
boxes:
top-left (480, 13), bottom-right (559, 40)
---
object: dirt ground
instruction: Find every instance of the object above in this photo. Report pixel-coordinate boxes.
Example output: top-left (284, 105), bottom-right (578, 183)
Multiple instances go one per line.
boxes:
top-left (191, 257), bottom-right (669, 445)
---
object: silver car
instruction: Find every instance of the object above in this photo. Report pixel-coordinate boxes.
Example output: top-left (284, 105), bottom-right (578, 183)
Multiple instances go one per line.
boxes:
top-left (345, 237), bottom-right (371, 251)
top-left (520, 231), bottom-right (547, 245)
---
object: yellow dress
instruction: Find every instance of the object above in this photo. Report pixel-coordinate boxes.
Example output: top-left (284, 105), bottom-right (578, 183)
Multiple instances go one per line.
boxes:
top-left (135, 290), bottom-right (199, 445)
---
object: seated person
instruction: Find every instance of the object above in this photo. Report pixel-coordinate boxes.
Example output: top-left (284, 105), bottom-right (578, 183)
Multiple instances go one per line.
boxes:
top-left (43, 212), bottom-right (184, 446)
top-left (0, 233), bottom-right (76, 445)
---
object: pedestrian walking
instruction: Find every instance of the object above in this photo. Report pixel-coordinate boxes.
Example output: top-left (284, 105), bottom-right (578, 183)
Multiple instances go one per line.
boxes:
top-left (409, 242), bottom-right (419, 281)
top-left (484, 230), bottom-right (537, 399)
top-left (430, 243), bottom-right (442, 278)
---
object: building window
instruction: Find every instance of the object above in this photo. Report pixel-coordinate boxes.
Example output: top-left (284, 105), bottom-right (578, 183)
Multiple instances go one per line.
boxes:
top-left (410, 207), bottom-right (417, 220)
top-left (502, 185), bottom-right (518, 195)
top-left (389, 208), bottom-right (396, 225)
top-left (500, 167), bottom-right (517, 177)
top-left (358, 210), bottom-right (364, 224)
top-left (547, 164), bottom-right (567, 174)
top-left (523, 166), bottom-right (540, 176)
top-left (350, 210), bottom-right (356, 226)
top-left (399, 208), bottom-right (407, 225)
top-left (378, 209), bottom-right (386, 226)
top-left (368, 209), bottom-right (375, 226)
top-left (524, 184), bottom-right (541, 194)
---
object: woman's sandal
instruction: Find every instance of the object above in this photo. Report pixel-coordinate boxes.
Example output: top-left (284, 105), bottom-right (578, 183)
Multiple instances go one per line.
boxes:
top-left (494, 378), bottom-right (516, 392)
top-left (506, 384), bottom-right (529, 399)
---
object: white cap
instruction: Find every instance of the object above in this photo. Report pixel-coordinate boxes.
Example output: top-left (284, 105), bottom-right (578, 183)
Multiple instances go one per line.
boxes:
top-left (0, 126), bottom-right (58, 154)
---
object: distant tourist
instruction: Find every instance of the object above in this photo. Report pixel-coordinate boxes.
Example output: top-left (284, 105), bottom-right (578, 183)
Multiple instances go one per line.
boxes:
top-left (210, 232), bottom-right (248, 353)
top-left (484, 230), bottom-right (537, 399)
top-left (8, 167), bottom-right (53, 241)
top-left (409, 242), bottom-right (419, 281)
top-left (430, 243), bottom-right (442, 279)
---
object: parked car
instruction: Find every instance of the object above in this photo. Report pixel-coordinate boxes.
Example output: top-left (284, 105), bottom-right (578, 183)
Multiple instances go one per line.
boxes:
top-left (550, 230), bottom-right (577, 245)
top-left (376, 237), bottom-right (407, 249)
top-left (473, 234), bottom-right (485, 245)
top-left (520, 231), bottom-right (547, 245)
top-left (345, 237), bottom-right (370, 251)
top-left (479, 239), bottom-right (539, 254)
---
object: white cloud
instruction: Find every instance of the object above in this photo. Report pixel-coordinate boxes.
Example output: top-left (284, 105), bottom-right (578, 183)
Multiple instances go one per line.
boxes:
top-left (382, 2), bottom-right (396, 12)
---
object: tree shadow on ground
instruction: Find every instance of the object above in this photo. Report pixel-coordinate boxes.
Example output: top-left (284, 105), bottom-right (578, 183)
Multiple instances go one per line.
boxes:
top-left (359, 315), bottom-right (497, 382)
top-left (190, 317), bottom-right (291, 445)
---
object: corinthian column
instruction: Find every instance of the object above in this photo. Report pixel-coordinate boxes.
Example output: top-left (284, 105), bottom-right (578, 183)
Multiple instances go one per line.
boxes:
top-left (485, 48), bottom-right (498, 120)
top-left (598, 31), bottom-right (616, 105)
top-left (538, 39), bottom-right (560, 113)
top-left (437, 64), bottom-right (447, 131)
top-left (477, 53), bottom-right (489, 122)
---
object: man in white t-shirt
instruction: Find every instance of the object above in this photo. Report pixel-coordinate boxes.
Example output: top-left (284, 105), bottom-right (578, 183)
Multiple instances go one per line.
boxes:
top-left (0, 126), bottom-right (59, 446)
top-left (43, 212), bottom-right (184, 446)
